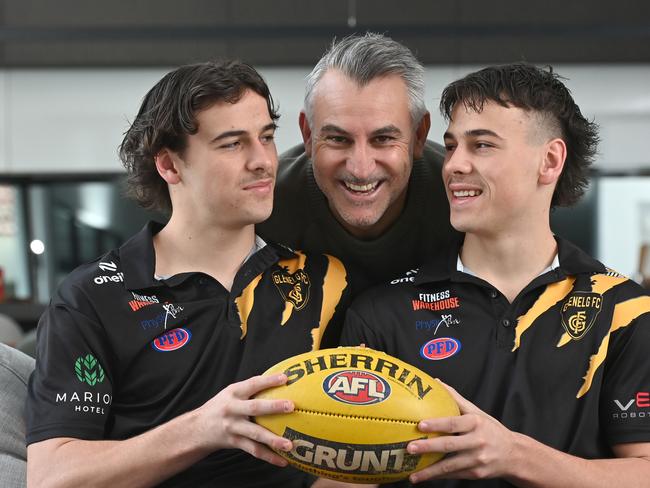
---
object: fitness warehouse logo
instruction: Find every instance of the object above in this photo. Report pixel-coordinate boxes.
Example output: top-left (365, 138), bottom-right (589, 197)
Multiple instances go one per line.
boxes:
top-left (128, 292), bottom-right (159, 311)
top-left (560, 292), bottom-right (602, 340)
top-left (272, 267), bottom-right (311, 310)
top-left (612, 392), bottom-right (650, 420)
top-left (412, 290), bottom-right (460, 312)
top-left (54, 354), bottom-right (112, 415)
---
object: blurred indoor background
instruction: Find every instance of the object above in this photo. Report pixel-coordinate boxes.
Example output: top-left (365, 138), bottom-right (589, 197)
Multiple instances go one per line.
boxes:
top-left (1, 0), bottom-right (649, 352)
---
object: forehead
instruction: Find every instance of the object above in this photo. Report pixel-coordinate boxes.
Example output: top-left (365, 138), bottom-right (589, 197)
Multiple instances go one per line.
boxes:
top-left (311, 70), bottom-right (412, 129)
top-left (446, 101), bottom-right (533, 139)
top-left (195, 90), bottom-right (271, 132)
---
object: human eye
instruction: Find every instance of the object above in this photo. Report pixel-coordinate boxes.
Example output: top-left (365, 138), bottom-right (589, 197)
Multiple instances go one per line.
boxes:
top-left (219, 140), bottom-right (241, 150)
top-left (260, 133), bottom-right (275, 144)
top-left (373, 135), bottom-right (395, 144)
top-left (325, 135), bottom-right (349, 145)
top-left (443, 141), bottom-right (456, 152)
top-left (473, 141), bottom-right (497, 153)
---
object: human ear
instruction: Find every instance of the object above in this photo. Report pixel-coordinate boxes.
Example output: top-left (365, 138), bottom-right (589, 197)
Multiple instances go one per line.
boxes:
top-left (413, 112), bottom-right (431, 159)
top-left (154, 149), bottom-right (182, 185)
top-left (539, 138), bottom-right (566, 186)
top-left (299, 111), bottom-right (313, 158)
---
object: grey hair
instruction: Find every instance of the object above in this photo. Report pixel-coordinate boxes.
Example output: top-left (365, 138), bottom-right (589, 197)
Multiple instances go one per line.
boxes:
top-left (304, 32), bottom-right (427, 125)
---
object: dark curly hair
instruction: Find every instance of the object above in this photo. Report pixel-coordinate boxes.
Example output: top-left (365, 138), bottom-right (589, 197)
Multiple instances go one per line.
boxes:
top-left (119, 60), bottom-right (279, 214)
top-left (439, 63), bottom-right (599, 207)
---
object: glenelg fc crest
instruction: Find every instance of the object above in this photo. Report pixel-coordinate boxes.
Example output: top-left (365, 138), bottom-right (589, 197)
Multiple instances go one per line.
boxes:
top-left (560, 291), bottom-right (602, 340)
top-left (272, 268), bottom-right (311, 310)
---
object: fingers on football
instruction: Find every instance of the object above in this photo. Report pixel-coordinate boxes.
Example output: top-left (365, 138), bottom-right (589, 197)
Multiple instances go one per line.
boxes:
top-left (436, 380), bottom-right (481, 414)
top-left (233, 373), bottom-right (289, 398)
top-left (418, 413), bottom-right (478, 435)
top-left (234, 436), bottom-right (290, 467)
top-left (228, 418), bottom-right (293, 452)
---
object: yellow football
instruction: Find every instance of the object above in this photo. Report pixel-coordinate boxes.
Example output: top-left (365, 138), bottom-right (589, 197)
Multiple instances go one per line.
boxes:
top-left (254, 346), bottom-right (459, 484)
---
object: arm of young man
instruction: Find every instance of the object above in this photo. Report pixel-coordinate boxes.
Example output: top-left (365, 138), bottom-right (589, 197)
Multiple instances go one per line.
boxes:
top-left (407, 383), bottom-right (650, 487)
top-left (27, 373), bottom-right (294, 488)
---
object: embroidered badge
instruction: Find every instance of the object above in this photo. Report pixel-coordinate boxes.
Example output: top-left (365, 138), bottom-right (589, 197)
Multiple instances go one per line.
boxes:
top-left (560, 291), bottom-right (603, 340)
top-left (272, 267), bottom-right (311, 310)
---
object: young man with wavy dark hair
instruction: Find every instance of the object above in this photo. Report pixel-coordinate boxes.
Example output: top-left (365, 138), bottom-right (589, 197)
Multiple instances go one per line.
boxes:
top-left (26, 60), bottom-right (349, 488)
top-left (342, 63), bottom-right (650, 487)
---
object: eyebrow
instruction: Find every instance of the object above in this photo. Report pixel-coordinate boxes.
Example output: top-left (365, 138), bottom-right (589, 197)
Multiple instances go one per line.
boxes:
top-left (443, 128), bottom-right (504, 140)
top-left (210, 122), bottom-right (277, 144)
top-left (319, 124), bottom-right (403, 137)
top-left (319, 124), bottom-right (351, 136)
top-left (371, 125), bottom-right (402, 137)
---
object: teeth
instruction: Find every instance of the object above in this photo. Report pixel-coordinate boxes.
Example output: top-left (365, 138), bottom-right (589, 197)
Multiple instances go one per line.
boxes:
top-left (453, 190), bottom-right (481, 197)
top-left (346, 182), bottom-right (378, 192)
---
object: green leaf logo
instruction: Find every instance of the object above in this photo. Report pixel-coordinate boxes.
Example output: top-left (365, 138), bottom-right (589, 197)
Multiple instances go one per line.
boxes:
top-left (74, 354), bottom-right (105, 386)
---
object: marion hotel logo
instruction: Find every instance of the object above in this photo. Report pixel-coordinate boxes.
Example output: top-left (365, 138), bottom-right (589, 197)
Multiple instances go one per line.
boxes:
top-left (54, 354), bottom-right (112, 415)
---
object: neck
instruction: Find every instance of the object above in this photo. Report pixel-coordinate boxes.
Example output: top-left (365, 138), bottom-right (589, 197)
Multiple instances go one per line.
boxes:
top-left (461, 226), bottom-right (557, 303)
top-left (153, 214), bottom-right (256, 291)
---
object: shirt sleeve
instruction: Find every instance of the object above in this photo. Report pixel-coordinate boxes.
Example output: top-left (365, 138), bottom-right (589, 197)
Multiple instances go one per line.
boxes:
top-left (600, 291), bottom-right (650, 445)
top-left (26, 283), bottom-right (114, 445)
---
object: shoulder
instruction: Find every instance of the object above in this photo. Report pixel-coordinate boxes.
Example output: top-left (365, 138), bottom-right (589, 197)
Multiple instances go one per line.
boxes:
top-left (51, 249), bottom-right (122, 306)
top-left (269, 242), bottom-right (346, 273)
top-left (351, 268), bottom-right (421, 311)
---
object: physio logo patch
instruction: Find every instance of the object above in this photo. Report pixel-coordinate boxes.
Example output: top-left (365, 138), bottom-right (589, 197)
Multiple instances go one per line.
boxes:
top-left (323, 370), bottom-right (391, 405)
top-left (420, 338), bottom-right (461, 360)
top-left (415, 314), bottom-right (461, 334)
top-left (560, 291), bottom-right (602, 340)
top-left (272, 268), bottom-right (311, 310)
top-left (152, 327), bottom-right (192, 352)
top-left (74, 354), bottom-right (105, 386)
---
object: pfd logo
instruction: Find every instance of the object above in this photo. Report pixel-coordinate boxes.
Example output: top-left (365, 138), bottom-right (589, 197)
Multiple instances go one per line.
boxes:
top-left (420, 338), bottom-right (461, 360)
top-left (561, 292), bottom-right (602, 340)
top-left (152, 328), bottom-right (191, 352)
top-left (323, 370), bottom-right (391, 405)
top-left (272, 268), bottom-right (311, 310)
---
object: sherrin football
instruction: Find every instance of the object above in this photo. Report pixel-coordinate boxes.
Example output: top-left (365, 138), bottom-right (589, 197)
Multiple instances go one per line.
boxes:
top-left (254, 346), bottom-right (459, 484)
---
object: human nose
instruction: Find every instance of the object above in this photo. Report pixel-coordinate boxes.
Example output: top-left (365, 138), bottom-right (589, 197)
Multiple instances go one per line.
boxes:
top-left (443, 145), bottom-right (472, 176)
top-left (247, 139), bottom-right (277, 174)
top-left (345, 143), bottom-right (376, 180)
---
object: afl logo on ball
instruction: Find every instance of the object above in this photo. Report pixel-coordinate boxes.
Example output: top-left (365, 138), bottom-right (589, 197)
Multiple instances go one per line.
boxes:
top-left (420, 337), bottom-right (461, 360)
top-left (152, 328), bottom-right (191, 352)
top-left (323, 370), bottom-right (391, 405)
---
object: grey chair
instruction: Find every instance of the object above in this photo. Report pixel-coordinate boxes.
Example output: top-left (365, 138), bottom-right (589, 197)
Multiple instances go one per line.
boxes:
top-left (0, 343), bottom-right (35, 488)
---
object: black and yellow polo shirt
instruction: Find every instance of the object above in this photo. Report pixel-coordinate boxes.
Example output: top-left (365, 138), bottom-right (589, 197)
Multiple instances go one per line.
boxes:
top-left (27, 222), bottom-right (349, 488)
top-left (342, 236), bottom-right (650, 488)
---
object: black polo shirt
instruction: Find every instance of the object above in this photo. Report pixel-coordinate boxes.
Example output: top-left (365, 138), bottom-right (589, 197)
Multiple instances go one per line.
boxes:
top-left (27, 222), bottom-right (349, 488)
top-left (341, 236), bottom-right (650, 488)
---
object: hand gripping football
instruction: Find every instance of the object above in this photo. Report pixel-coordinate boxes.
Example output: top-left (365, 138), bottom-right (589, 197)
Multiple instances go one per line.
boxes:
top-left (254, 346), bottom-right (459, 484)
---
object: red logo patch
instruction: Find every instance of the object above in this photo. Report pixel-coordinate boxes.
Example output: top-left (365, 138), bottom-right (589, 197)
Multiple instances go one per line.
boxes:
top-left (420, 337), bottom-right (461, 360)
top-left (152, 328), bottom-right (191, 352)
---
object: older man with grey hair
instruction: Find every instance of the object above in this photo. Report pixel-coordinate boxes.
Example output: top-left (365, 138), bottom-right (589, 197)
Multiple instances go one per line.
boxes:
top-left (258, 33), bottom-right (455, 296)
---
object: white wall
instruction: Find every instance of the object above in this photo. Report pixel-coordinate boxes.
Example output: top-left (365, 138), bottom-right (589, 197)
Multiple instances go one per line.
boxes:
top-left (598, 177), bottom-right (650, 278)
top-left (1, 65), bottom-right (649, 173)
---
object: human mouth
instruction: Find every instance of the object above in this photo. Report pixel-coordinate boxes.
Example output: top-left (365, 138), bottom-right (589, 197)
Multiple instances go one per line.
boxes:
top-left (342, 180), bottom-right (380, 194)
top-left (243, 178), bottom-right (274, 192)
top-left (452, 189), bottom-right (482, 198)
